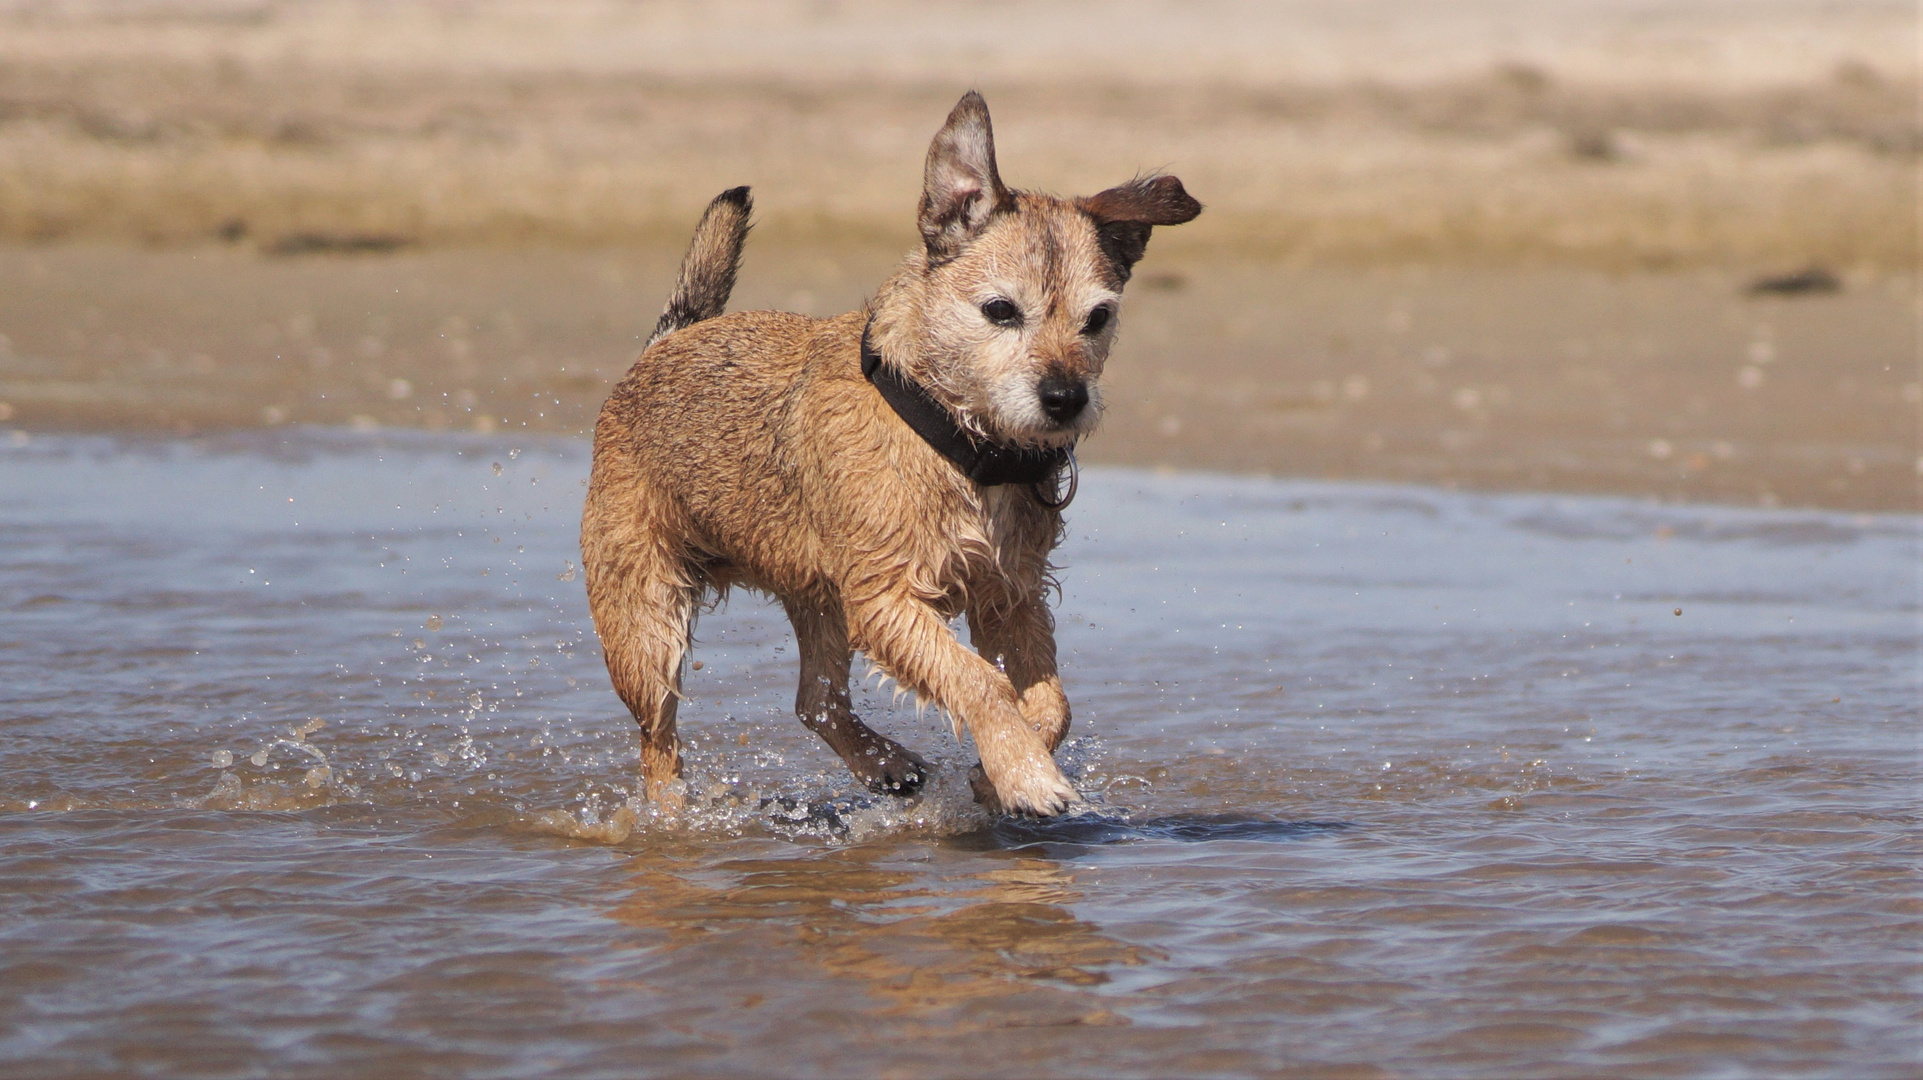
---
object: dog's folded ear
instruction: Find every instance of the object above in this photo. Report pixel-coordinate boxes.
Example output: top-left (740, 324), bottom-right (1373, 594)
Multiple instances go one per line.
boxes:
top-left (1081, 174), bottom-right (1203, 283)
top-left (919, 91), bottom-right (1015, 263)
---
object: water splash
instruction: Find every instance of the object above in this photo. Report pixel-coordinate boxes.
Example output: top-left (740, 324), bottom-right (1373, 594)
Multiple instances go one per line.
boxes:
top-left (514, 735), bottom-right (1122, 846)
top-left (190, 718), bottom-right (363, 811)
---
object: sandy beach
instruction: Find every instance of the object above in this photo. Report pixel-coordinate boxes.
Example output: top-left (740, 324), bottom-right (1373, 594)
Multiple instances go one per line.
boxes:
top-left (0, 0), bottom-right (1915, 512)
top-left (0, 1), bottom-right (1913, 266)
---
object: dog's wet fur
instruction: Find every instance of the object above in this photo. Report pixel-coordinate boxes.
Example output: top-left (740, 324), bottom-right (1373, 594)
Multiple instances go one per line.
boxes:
top-left (581, 92), bottom-right (1199, 817)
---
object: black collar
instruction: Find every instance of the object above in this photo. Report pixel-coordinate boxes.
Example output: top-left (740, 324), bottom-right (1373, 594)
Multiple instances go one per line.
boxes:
top-left (860, 321), bottom-right (1071, 488)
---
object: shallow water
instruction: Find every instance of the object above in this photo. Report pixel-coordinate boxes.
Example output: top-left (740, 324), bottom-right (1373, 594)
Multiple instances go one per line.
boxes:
top-left (0, 431), bottom-right (1916, 1078)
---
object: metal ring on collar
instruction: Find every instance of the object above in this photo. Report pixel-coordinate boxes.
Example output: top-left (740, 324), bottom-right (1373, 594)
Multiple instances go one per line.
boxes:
top-left (1032, 447), bottom-right (1079, 510)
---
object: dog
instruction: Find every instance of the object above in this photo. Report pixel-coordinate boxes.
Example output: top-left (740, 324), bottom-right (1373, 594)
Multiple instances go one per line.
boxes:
top-left (581, 91), bottom-right (1199, 817)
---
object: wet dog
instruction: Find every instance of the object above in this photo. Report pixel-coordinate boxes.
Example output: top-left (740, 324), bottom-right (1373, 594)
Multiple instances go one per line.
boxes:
top-left (581, 92), bottom-right (1199, 816)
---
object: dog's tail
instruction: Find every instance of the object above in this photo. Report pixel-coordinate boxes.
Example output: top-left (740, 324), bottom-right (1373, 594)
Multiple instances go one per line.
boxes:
top-left (646, 186), bottom-right (753, 349)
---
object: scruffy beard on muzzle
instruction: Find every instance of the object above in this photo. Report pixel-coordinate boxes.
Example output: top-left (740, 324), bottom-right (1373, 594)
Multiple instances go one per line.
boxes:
top-left (982, 372), bottom-right (1102, 447)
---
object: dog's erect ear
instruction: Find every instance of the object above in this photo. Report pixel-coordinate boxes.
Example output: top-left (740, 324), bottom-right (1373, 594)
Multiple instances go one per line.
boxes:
top-left (1081, 174), bottom-right (1202, 283)
top-left (919, 91), bottom-right (1013, 263)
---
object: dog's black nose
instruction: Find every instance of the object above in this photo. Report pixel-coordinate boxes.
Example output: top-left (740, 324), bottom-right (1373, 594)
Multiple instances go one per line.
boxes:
top-left (1037, 376), bottom-right (1089, 424)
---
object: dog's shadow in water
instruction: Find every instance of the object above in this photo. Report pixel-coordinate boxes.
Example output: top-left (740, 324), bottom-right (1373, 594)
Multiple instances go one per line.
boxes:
top-left (955, 812), bottom-right (1352, 857)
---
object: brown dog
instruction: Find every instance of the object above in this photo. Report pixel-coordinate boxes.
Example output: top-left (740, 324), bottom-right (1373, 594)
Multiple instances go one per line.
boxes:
top-left (581, 92), bottom-right (1199, 817)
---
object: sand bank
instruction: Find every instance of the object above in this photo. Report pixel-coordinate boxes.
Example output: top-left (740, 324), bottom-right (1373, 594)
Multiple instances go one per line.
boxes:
top-left (0, 0), bottom-right (1913, 269)
top-left (0, 244), bottom-right (1911, 511)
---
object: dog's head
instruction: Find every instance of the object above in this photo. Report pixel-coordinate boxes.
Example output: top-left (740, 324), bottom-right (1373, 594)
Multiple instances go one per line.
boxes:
top-left (879, 91), bottom-right (1201, 448)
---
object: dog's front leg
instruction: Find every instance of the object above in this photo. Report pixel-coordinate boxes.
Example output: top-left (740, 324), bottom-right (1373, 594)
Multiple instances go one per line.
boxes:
top-left (967, 596), bottom-right (1071, 753)
top-left (848, 593), bottom-right (1080, 816)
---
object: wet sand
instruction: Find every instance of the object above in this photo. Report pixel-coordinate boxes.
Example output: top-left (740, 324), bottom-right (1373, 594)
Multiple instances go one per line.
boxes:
top-left (0, 244), bottom-right (1914, 511)
top-left (0, 432), bottom-right (1915, 1077)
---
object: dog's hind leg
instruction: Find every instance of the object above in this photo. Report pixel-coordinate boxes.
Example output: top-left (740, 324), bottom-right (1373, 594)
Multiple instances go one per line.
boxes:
top-left (967, 595), bottom-right (1071, 752)
top-left (783, 595), bottom-right (928, 795)
top-left (583, 540), bottom-right (700, 811)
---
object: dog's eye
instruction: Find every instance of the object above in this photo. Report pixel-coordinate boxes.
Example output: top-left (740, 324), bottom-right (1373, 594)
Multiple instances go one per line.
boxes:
top-left (980, 298), bottom-right (1022, 326)
top-left (1082, 305), bottom-right (1112, 335)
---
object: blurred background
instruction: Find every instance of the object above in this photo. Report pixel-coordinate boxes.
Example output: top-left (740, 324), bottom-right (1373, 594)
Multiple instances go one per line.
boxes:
top-left (0, 0), bottom-right (1915, 509)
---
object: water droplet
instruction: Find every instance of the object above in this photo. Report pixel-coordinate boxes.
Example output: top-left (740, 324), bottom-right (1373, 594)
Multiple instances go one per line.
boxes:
top-left (425, 614), bottom-right (443, 631)
top-left (249, 750), bottom-right (269, 767)
top-left (491, 462), bottom-right (503, 475)
top-left (211, 749), bottom-right (233, 768)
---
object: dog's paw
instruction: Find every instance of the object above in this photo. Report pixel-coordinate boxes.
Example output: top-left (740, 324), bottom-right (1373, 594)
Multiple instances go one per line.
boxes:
top-left (873, 745), bottom-right (930, 795)
top-left (967, 764), bottom-right (1004, 814)
top-left (844, 736), bottom-right (930, 798)
top-left (645, 775), bottom-right (690, 815)
top-left (970, 759), bottom-right (1081, 818)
